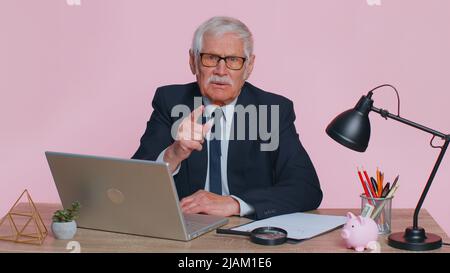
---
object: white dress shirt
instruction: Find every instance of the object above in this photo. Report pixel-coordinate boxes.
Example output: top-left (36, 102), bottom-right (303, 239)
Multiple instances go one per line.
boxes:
top-left (156, 96), bottom-right (255, 216)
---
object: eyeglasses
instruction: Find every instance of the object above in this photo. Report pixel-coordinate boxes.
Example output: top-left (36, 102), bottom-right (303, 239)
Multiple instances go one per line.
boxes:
top-left (199, 53), bottom-right (246, 70)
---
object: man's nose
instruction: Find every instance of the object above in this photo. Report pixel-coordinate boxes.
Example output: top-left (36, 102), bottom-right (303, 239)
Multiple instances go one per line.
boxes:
top-left (213, 59), bottom-right (228, 76)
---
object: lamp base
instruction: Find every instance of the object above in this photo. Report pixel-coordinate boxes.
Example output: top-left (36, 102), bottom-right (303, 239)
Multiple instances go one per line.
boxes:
top-left (388, 226), bottom-right (442, 251)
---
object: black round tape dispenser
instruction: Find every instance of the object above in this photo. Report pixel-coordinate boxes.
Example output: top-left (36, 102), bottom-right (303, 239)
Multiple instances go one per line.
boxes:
top-left (216, 226), bottom-right (288, 246)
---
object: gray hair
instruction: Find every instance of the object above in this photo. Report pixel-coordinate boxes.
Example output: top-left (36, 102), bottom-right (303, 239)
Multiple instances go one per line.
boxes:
top-left (191, 16), bottom-right (254, 59)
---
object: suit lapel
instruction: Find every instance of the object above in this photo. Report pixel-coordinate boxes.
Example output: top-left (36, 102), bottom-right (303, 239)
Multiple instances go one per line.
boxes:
top-left (227, 82), bottom-right (254, 194)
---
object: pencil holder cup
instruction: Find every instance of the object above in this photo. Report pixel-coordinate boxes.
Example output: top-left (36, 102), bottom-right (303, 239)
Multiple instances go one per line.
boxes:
top-left (360, 194), bottom-right (393, 235)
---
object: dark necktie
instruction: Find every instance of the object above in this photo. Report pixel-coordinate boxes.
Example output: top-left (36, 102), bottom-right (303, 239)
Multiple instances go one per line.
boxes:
top-left (209, 108), bottom-right (223, 195)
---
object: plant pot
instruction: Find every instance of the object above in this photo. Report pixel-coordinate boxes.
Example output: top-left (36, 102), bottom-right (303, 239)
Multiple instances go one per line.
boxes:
top-left (51, 220), bottom-right (77, 240)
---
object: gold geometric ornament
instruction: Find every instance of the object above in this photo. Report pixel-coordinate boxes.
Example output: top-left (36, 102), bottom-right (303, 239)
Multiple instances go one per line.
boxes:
top-left (0, 189), bottom-right (48, 245)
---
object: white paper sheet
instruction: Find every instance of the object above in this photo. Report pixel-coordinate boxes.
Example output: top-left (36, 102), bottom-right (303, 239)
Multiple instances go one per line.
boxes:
top-left (232, 212), bottom-right (347, 240)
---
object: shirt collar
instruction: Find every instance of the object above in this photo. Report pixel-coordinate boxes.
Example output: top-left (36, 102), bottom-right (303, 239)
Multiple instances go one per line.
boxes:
top-left (203, 96), bottom-right (237, 122)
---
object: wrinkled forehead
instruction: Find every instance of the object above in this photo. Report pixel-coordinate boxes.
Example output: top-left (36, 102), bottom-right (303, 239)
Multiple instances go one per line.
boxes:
top-left (201, 32), bottom-right (245, 56)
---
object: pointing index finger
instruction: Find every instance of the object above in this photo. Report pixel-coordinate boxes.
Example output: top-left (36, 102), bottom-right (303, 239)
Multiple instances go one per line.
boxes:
top-left (191, 105), bottom-right (204, 123)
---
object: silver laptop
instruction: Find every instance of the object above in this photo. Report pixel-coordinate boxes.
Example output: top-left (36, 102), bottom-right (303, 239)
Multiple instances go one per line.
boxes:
top-left (45, 151), bottom-right (228, 241)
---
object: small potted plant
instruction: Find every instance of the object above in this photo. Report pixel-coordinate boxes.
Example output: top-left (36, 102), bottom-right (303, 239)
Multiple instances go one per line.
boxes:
top-left (51, 201), bottom-right (81, 240)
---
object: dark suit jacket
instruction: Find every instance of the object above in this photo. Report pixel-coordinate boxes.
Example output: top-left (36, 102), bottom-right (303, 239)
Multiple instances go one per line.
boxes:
top-left (132, 81), bottom-right (323, 219)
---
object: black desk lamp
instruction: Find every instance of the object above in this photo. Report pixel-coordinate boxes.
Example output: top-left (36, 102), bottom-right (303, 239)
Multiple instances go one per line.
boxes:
top-left (326, 84), bottom-right (449, 251)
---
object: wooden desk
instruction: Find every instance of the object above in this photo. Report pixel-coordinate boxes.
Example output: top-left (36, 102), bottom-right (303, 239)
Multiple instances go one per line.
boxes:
top-left (1, 203), bottom-right (449, 253)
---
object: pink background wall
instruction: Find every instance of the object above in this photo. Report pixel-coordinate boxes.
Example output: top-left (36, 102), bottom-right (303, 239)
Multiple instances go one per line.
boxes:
top-left (1, 0), bottom-right (449, 236)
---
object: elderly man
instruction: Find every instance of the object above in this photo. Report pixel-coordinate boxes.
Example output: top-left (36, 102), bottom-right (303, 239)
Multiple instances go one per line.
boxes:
top-left (132, 16), bottom-right (322, 220)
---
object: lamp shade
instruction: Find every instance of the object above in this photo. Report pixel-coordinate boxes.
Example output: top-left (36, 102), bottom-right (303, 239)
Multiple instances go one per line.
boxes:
top-left (326, 94), bottom-right (374, 152)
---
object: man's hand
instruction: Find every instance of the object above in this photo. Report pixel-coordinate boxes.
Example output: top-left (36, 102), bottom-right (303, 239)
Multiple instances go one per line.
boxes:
top-left (180, 190), bottom-right (240, 217)
top-left (164, 105), bottom-right (213, 173)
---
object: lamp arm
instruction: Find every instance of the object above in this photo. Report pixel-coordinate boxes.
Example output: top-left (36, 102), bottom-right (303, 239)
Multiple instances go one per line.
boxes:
top-left (371, 105), bottom-right (450, 229)
top-left (371, 106), bottom-right (448, 139)
top-left (412, 139), bottom-right (449, 228)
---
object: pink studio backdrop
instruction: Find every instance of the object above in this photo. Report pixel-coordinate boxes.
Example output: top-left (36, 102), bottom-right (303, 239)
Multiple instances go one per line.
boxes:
top-left (1, 0), bottom-right (449, 236)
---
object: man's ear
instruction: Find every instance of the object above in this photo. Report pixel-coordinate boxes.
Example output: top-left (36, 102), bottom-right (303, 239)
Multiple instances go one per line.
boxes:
top-left (244, 54), bottom-right (255, 80)
top-left (189, 50), bottom-right (197, 75)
